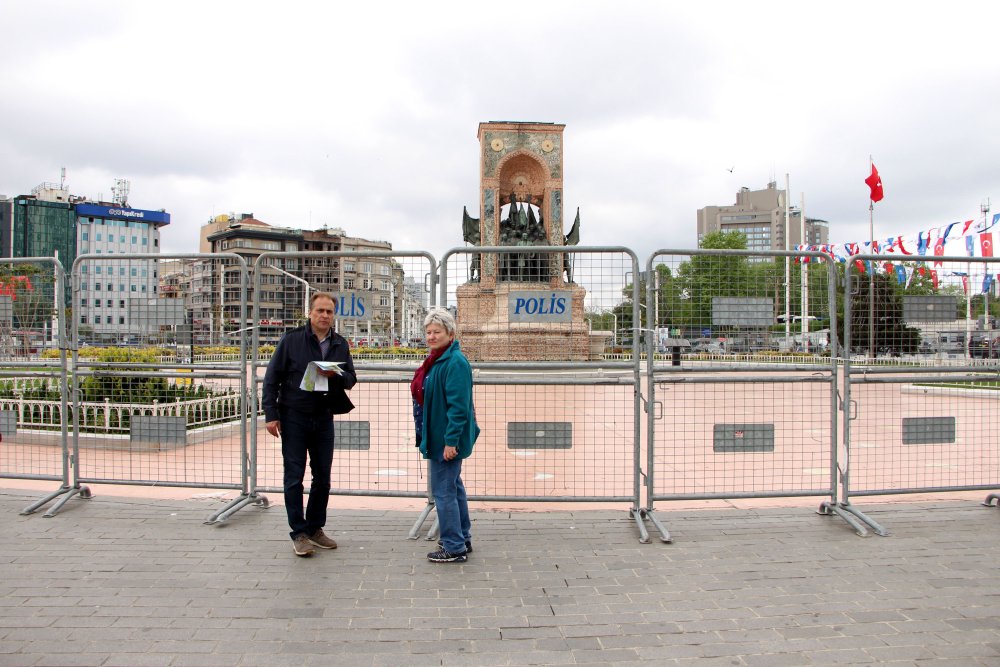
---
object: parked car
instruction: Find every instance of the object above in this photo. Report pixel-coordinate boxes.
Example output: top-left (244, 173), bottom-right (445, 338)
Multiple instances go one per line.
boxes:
top-left (969, 335), bottom-right (1000, 359)
top-left (688, 339), bottom-right (724, 355)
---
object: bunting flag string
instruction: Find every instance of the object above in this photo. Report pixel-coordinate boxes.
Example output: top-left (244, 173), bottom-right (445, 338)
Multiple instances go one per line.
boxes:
top-left (796, 212), bottom-right (998, 265)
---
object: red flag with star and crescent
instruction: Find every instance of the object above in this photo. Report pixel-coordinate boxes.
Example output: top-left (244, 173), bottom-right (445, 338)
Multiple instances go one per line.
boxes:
top-left (982, 233), bottom-right (994, 258)
top-left (865, 163), bottom-right (884, 203)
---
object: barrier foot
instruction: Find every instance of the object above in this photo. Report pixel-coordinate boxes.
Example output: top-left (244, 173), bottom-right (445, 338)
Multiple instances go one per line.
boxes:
top-left (820, 501), bottom-right (889, 537)
top-left (838, 503), bottom-right (889, 536)
top-left (204, 492), bottom-right (269, 525)
top-left (982, 493), bottom-right (999, 508)
top-left (425, 517), bottom-right (440, 541)
top-left (21, 484), bottom-right (90, 517)
top-left (636, 508), bottom-right (670, 543)
top-left (407, 503), bottom-right (435, 539)
top-left (44, 485), bottom-right (92, 518)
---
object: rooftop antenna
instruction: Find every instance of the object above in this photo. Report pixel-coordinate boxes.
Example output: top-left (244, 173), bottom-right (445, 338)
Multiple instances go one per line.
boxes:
top-left (112, 178), bottom-right (130, 207)
top-left (60, 167), bottom-right (66, 190)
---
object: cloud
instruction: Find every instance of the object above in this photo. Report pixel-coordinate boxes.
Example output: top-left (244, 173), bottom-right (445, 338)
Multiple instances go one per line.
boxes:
top-left (2, 0), bottom-right (999, 267)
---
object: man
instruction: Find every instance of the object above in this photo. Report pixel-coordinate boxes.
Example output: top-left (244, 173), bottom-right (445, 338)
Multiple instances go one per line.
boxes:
top-left (262, 292), bottom-right (357, 557)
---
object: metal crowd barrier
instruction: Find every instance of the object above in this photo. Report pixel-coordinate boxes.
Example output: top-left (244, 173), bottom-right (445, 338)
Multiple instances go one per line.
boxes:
top-left (839, 254), bottom-right (1000, 535)
top-left (0, 258), bottom-right (73, 516)
top-left (5, 247), bottom-right (997, 543)
top-left (235, 251), bottom-right (438, 527)
top-left (638, 250), bottom-right (850, 539)
top-left (427, 246), bottom-right (646, 539)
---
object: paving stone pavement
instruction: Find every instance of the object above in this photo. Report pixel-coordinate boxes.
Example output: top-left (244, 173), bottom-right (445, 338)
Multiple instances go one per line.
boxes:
top-left (1, 489), bottom-right (999, 666)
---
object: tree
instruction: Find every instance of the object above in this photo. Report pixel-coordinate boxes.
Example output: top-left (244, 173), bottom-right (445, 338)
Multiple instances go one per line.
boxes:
top-left (837, 265), bottom-right (921, 356)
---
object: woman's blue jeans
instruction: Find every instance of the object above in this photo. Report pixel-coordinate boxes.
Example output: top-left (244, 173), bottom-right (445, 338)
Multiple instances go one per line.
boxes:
top-left (280, 408), bottom-right (334, 539)
top-left (430, 457), bottom-right (471, 554)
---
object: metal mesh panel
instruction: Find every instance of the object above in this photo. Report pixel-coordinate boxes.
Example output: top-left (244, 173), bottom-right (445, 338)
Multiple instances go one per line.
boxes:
top-left (646, 250), bottom-right (838, 505)
top-left (844, 254), bottom-right (1000, 498)
top-left (0, 258), bottom-right (67, 485)
top-left (654, 378), bottom-right (833, 498)
top-left (464, 382), bottom-right (635, 501)
top-left (71, 254), bottom-right (248, 490)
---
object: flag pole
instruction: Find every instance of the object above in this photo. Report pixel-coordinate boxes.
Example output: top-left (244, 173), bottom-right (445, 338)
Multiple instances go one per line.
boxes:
top-left (785, 173), bottom-right (791, 345)
top-left (868, 157), bottom-right (876, 359)
top-left (983, 200), bottom-right (992, 345)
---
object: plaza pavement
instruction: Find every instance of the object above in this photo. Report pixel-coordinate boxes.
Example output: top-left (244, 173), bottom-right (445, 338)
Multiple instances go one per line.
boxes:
top-left (1, 488), bottom-right (999, 666)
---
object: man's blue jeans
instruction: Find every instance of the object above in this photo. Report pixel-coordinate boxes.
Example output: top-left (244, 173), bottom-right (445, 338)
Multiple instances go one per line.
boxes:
top-left (280, 408), bottom-right (334, 539)
top-left (430, 457), bottom-right (471, 554)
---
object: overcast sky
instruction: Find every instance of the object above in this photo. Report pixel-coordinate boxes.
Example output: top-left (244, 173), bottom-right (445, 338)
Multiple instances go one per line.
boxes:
top-left (2, 1), bottom-right (998, 263)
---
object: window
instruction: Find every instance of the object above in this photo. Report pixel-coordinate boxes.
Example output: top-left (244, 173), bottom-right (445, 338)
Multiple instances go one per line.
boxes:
top-left (380, 265), bottom-right (390, 276)
top-left (344, 262), bottom-right (354, 272)
top-left (344, 278), bottom-right (355, 289)
top-left (131, 285), bottom-right (137, 292)
top-left (96, 233), bottom-right (102, 242)
top-left (82, 232), bottom-right (89, 241)
top-left (131, 236), bottom-right (137, 244)
top-left (142, 238), bottom-right (147, 246)
top-left (80, 299), bottom-right (88, 307)
top-left (363, 262), bottom-right (374, 273)
top-left (106, 299), bottom-right (112, 308)
top-left (106, 283), bottom-right (113, 291)
top-left (381, 281), bottom-right (389, 291)
top-left (119, 316), bottom-right (125, 325)
top-left (119, 300), bottom-right (125, 309)
top-left (106, 316), bottom-right (113, 324)
top-left (380, 295), bottom-right (390, 306)
top-left (131, 268), bottom-right (137, 276)
top-left (96, 266), bottom-right (102, 275)
top-left (81, 315), bottom-right (87, 324)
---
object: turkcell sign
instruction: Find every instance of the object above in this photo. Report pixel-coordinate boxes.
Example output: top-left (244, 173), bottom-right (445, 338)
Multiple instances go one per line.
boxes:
top-left (329, 292), bottom-right (369, 320)
top-left (508, 290), bottom-right (573, 323)
top-left (75, 203), bottom-right (171, 225)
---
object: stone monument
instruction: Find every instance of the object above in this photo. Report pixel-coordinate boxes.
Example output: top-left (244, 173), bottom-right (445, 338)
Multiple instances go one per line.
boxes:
top-left (457, 121), bottom-right (608, 361)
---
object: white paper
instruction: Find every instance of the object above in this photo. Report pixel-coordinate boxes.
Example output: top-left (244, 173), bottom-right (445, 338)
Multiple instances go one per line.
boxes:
top-left (299, 361), bottom-right (344, 391)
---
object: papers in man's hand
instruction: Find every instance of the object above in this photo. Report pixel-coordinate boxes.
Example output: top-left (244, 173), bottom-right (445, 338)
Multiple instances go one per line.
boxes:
top-left (299, 361), bottom-right (344, 392)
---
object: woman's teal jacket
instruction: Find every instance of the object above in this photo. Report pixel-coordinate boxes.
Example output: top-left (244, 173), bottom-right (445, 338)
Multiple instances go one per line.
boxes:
top-left (419, 340), bottom-right (480, 461)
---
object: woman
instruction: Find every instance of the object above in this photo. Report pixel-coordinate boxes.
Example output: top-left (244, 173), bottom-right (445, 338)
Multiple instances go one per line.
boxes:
top-left (411, 308), bottom-right (480, 563)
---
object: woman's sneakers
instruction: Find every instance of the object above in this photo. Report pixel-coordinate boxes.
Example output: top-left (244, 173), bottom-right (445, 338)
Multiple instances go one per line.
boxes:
top-left (427, 547), bottom-right (468, 563)
top-left (437, 540), bottom-right (473, 554)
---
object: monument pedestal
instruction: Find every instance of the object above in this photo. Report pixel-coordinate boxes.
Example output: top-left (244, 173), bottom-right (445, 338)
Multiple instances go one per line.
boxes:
top-left (456, 281), bottom-right (608, 362)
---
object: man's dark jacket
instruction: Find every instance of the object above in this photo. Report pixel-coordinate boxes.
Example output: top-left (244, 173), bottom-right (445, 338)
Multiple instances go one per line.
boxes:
top-left (262, 323), bottom-right (357, 422)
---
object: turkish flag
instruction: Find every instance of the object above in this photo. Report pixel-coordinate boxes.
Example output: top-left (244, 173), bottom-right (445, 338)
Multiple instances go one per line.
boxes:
top-left (981, 233), bottom-right (994, 258)
top-left (930, 269), bottom-right (939, 289)
top-left (865, 163), bottom-right (884, 202)
top-left (933, 236), bottom-right (945, 266)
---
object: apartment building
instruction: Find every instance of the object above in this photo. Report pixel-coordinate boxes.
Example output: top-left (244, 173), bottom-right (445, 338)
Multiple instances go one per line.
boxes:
top-left (199, 214), bottom-right (425, 345)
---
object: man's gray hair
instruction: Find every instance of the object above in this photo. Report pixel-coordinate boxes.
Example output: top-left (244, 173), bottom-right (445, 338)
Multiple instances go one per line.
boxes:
top-left (424, 307), bottom-right (457, 336)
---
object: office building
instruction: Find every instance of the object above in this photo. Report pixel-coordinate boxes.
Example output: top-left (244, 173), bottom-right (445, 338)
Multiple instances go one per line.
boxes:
top-left (697, 182), bottom-right (829, 254)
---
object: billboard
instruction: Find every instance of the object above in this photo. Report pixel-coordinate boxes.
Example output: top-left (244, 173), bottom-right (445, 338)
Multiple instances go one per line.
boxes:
top-left (75, 203), bottom-right (171, 225)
